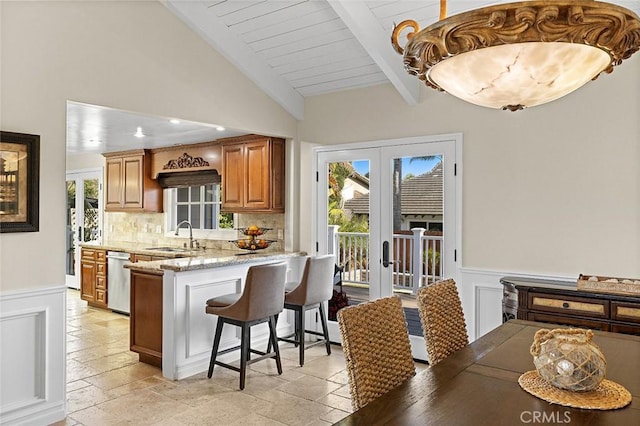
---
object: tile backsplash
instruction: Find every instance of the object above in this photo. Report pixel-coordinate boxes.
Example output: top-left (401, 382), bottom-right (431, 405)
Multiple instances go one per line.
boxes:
top-left (104, 212), bottom-right (284, 251)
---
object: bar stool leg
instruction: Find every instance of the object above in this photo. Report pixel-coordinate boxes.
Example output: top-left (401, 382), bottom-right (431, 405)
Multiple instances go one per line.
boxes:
top-left (297, 306), bottom-right (305, 366)
top-left (318, 302), bottom-right (331, 355)
top-left (268, 315), bottom-right (283, 374)
top-left (266, 313), bottom-right (279, 353)
top-left (239, 323), bottom-right (250, 390)
top-left (208, 318), bottom-right (224, 378)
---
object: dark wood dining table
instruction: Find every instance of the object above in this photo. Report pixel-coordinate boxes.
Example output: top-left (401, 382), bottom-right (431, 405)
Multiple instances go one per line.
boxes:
top-left (336, 319), bottom-right (640, 425)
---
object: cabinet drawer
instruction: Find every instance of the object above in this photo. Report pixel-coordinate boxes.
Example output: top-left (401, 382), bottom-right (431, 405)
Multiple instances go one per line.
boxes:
top-left (526, 312), bottom-right (610, 332)
top-left (96, 251), bottom-right (106, 262)
top-left (610, 323), bottom-right (640, 336)
top-left (611, 302), bottom-right (640, 324)
top-left (96, 262), bottom-right (107, 276)
top-left (528, 292), bottom-right (609, 319)
top-left (96, 275), bottom-right (107, 290)
top-left (95, 289), bottom-right (107, 305)
top-left (81, 249), bottom-right (96, 261)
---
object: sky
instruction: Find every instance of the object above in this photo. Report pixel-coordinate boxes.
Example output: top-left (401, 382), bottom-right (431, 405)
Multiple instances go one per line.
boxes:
top-left (352, 156), bottom-right (441, 179)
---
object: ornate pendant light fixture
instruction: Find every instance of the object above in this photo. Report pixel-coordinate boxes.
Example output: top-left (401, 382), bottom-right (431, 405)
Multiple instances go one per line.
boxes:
top-left (391, 0), bottom-right (640, 111)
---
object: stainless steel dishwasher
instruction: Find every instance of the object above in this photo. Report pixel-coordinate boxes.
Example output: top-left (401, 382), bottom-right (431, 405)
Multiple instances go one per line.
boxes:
top-left (107, 251), bottom-right (131, 314)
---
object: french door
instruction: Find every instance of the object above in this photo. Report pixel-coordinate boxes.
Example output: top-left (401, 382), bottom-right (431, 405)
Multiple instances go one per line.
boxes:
top-left (315, 135), bottom-right (461, 361)
top-left (66, 170), bottom-right (103, 289)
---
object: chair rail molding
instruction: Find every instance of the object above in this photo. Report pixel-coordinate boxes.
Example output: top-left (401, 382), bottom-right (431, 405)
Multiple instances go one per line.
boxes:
top-left (458, 267), bottom-right (574, 341)
top-left (0, 285), bottom-right (66, 426)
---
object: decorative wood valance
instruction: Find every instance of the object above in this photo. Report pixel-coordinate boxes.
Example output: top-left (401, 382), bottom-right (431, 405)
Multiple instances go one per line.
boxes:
top-left (162, 152), bottom-right (209, 170)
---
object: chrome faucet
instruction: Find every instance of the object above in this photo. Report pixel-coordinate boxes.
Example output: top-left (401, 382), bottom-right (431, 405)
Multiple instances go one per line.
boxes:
top-left (175, 220), bottom-right (195, 249)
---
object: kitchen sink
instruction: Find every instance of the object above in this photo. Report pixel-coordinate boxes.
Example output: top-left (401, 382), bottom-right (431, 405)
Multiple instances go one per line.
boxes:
top-left (145, 246), bottom-right (192, 252)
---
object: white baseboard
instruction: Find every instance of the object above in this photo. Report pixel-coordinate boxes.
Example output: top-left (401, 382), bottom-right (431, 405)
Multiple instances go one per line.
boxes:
top-left (0, 286), bottom-right (66, 425)
top-left (458, 268), bottom-right (574, 342)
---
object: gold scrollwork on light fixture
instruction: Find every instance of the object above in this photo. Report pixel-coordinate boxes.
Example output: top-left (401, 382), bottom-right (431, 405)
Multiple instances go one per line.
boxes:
top-left (391, 1), bottom-right (640, 110)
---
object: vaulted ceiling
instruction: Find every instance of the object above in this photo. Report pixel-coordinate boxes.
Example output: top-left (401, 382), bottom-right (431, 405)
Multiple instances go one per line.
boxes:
top-left (166, 0), bottom-right (640, 120)
top-left (67, 1), bottom-right (640, 155)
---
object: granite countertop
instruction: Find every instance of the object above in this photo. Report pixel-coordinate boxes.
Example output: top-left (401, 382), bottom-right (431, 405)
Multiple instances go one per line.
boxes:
top-left (125, 251), bottom-right (306, 273)
top-left (78, 240), bottom-right (306, 273)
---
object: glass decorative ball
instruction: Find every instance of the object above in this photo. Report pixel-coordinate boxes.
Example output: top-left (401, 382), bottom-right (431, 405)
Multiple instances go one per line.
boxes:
top-left (530, 328), bottom-right (606, 392)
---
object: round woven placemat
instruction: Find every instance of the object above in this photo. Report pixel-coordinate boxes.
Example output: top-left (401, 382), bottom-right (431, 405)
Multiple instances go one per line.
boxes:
top-left (518, 370), bottom-right (632, 410)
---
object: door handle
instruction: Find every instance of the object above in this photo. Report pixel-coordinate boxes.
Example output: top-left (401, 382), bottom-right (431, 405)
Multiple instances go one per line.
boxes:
top-left (382, 241), bottom-right (397, 268)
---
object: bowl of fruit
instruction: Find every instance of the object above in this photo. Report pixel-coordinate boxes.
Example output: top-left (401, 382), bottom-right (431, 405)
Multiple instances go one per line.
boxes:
top-left (237, 225), bottom-right (272, 236)
top-left (230, 226), bottom-right (275, 254)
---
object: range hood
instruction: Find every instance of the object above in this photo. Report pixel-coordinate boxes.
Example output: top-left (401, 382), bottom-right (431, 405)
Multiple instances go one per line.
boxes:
top-left (156, 170), bottom-right (221, 188)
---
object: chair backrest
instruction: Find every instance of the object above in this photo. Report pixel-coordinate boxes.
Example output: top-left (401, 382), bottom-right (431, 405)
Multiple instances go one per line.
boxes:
top-left (219, 262), bottom-right (287, 322)
top-left (417, 279), bottom-right (469, 366)
top-left (286, 255), bottom-right (335, 306)
top-left (337, 296), bottom-right (415, 410)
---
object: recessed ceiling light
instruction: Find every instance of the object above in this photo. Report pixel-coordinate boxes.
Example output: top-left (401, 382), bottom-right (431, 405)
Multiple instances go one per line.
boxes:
top-left (134, 127), bottom-right (145, 138)
top-left (216, 126), bottom-right (225, 131)
top-left (170, 119), bottom-right (180, 124)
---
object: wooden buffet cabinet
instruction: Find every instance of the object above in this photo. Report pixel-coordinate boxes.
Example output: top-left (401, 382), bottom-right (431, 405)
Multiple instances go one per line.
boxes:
top-left (501, 276), bottom-right (640, 335)
top-left (103, 149), bottom-right (162, 212)
top-left (221, 135), bottom-right (285, 212)
top-left (80, 248), bottom-right (108, 309)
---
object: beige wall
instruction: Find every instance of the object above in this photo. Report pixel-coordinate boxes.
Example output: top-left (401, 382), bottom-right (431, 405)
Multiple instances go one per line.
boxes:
top-left (298, 55), bottom-right (640, 278)
top-left (0, 1), bottom-right (297, 292)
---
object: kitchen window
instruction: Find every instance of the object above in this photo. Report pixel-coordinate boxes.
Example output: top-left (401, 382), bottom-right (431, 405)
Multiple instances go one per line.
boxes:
top-left (165, 184), bottom-right (236, 239)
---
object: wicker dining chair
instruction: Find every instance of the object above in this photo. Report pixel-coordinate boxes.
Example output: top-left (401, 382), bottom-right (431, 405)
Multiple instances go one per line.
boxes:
top-left (417, 278), bottom-right (469, 366)
top-left (337, 296), bottom-right (416, 410)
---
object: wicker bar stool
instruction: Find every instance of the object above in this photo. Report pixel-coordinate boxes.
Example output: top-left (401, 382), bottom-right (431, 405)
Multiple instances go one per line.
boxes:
top-left (271, 255), bottom-right (335, 366)
top-left (337, 296), bottom-right (416, 410)
top-left (417, 278), bottom-right (469, 366)
top-left (205, 262), bottom-right (287, 390)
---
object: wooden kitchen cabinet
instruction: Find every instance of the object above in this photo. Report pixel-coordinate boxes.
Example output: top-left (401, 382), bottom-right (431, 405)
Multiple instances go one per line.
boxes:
top-left (221, 135), bottom-right (285, 212)
top-left (80, 248), bottom-right (108, 309)
top-left (103, 149), bottom-right (162, 212)
top-left (130, 269), bottom-right (163, 367)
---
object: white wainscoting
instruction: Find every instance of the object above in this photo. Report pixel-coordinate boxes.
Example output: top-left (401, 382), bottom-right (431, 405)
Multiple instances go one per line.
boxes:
top-left (0, 286), bottom-right (66, 426)
top-left (458, 268), bottom-right (574, 342)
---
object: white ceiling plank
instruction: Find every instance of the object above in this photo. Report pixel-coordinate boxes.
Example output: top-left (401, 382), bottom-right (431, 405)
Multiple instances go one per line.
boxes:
top-left (232, 1), bottom-right (332, 36)
top-left (327, 0), bottom-right (419, 105)
top-left (248, 17), bottom-right (345, 52)
top-left (282, 55), bottom-right (376, 81)
top-left (257, 28), bottom-right (354, 59)
top-left (166, 0), bottom-right (305, 120)
top-left (266, 38), bottom-right (366, 68)
top-left (217, 0), bottom-right (307, 27)
top-left (289, 64), bottom-right (384, 87)
top-left (297, 72), bottom-right (389, 97)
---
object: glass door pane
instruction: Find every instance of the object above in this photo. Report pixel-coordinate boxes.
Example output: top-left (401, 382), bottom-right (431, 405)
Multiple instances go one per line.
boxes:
top-left (66, 171), bottom-right (102, 289)
top-left (385, 154), bottom-right (443, 335)
top-left (83, 178), bottom-right (100, 242)
top-left (328, 160), bottom-right (371, 311)
top-left (66, 180), bottom-right (77, 277)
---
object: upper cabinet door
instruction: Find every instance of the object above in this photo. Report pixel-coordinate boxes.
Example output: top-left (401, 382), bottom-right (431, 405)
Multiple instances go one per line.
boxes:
top-left (244, 140), bottom-right (270, 210)
top-left (122, 154), bottom-right (144, 209)
top-left (105, 158), bottom-right (123, 210)
top-left (221, 143), bottom-right (245, 209)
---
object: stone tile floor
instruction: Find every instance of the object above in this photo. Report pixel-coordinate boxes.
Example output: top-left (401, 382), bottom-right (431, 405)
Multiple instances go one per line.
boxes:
top-left (55, 289), bottom-right (355, 425)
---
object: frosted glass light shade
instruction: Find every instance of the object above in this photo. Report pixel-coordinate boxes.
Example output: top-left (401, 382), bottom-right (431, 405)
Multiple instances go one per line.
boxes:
top-left (391, 1), bottom-right (640, 111)
top-left (428, 42), bottom-right (611, 110)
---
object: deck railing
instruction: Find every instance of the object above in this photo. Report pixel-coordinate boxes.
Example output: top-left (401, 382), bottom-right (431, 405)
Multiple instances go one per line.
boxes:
top-left (328, 226), bottom-right (443, 294)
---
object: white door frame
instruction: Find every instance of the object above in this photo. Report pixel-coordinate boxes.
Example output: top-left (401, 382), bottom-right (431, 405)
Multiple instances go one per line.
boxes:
top-left (312, 133), bottom-right (463, 360)
top-left (65, 168), bottom-right (103, 289)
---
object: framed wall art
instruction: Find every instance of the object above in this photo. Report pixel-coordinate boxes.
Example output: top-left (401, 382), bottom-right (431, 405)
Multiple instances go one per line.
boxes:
top-left (0, 131), bottom-right (40, 232)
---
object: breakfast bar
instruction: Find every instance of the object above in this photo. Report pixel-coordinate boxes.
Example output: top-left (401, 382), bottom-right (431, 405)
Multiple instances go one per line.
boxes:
top-left (125, 250), bottom-right (307, 380)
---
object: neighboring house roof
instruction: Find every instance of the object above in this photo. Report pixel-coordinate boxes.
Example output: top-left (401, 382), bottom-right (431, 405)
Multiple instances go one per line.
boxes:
top-left (344, 162), bottom-right (443, 216)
